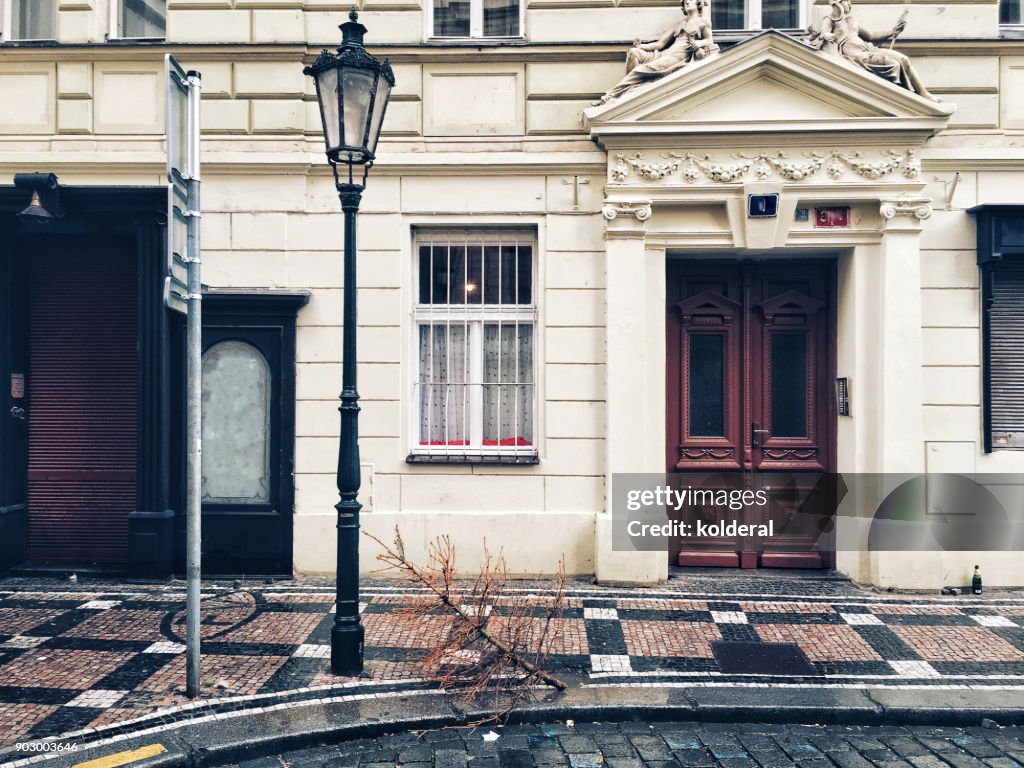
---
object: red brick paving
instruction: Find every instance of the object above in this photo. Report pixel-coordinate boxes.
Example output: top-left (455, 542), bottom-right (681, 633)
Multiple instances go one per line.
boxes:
top-left (263, 594), bottom-right (334, 604)
top-left (0, 579), bottom-right (1023, 750)
top-left (622, 620), bottom-right (721, 658)
top-left (0, 608), bottom-right (67, 634)
top-left (616, 599), bottom-right (709, 610)
top-left (369, 596), bottom-right (437, 606)
top-left (363, 613), bottom-right (455, 648)
top-left (137, 653), bottom-right (289, 696)
top-left (754, 624), bottom-right (882, 661)
top-left (0, 703), bottom-right (60, 743)
top-left (871, 605), bottom-right (964, 615)
top-left (492, 595), bottom-right (578, 608)
top-left (210, 612), bottom-right (323, 644)
top-left (87, 706), bottom-right (148, 729)
top-left (488, 617), bottom-right (588, 655)
top-left (65, 610), bottom-right (167, 642)
top-left (166, 597), bottom-right (261, 641)
top-left (328, 659), bottom-right (421, 683)
top-left (739, 602), bottom-right (836, 613)
top-left (891, 625), bottom-right (1024, 661)
top-left (307, 669), bottom-right (361, 687)
top-left (0, 650), bottom-right (136, 690)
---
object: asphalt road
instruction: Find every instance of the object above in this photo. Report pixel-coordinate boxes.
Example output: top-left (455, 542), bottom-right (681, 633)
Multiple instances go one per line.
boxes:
top-left (222, 720), bottom-right (1024, 768)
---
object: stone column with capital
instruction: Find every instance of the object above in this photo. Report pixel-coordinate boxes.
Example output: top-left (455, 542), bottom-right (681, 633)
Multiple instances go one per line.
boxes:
top-left (877, 196), bottom-right (931, 474)
top-left (595, 200), bottom-right (668, 585)
top-left (862, 197), bottom-right (935, 587)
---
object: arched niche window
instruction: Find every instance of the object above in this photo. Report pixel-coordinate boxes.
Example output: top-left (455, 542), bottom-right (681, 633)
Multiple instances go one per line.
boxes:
top-left (201, 340), bottom-right (271, 503)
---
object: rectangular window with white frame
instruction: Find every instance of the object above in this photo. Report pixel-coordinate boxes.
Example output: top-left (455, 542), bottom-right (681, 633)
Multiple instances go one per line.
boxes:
top-left (712, 0), bottom-right (803, 31)
top-left (1001, 0), bottom-right (1022, 26)
top-left (110, 0), bottom-right (166, 39)
top-left (5, 0), bottom-right (57, 41)
top-left (429, 0), bottom-right (521, 39)
top-left (412, 229), bottom-right (537, 463)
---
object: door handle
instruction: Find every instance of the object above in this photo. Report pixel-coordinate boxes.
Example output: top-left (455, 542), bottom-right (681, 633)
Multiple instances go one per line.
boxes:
top-left (752, 422), bottom-right (769, 448)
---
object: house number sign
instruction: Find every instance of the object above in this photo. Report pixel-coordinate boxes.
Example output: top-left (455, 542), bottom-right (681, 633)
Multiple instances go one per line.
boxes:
top-left (10, 373), bottom-right (24, 399)
top-left (815, 207), bottom-right (850, 227)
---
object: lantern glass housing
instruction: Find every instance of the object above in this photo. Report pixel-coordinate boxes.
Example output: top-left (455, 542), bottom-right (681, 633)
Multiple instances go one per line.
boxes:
top-left (305, 11), bottom-right (395, 167)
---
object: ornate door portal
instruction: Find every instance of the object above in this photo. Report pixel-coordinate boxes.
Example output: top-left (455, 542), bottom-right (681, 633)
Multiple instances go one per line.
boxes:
top-left (666, 260), bottom-right (836, 569)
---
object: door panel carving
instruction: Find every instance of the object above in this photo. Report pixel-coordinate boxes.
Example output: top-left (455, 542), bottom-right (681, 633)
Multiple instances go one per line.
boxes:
top-left (667, 261), bottom-right (835, 569)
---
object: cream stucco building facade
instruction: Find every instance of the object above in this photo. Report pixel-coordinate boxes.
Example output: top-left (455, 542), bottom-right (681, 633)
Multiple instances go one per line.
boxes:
top-left (0, 0), bottom-right (1021, 588)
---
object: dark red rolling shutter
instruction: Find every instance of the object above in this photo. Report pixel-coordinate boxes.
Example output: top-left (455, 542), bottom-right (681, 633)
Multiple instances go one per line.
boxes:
top-left (26, 244), bottom-right (137, 564)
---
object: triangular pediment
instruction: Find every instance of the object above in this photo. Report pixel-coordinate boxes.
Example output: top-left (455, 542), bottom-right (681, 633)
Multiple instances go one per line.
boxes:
top-left (647, 65), bottom-right (882, 122)
top-left (584, 30), bottom-right (954, 145)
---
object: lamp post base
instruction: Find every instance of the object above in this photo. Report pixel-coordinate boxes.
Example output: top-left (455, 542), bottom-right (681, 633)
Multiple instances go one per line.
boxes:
top-left (331, 622), bottom-right (365, 676)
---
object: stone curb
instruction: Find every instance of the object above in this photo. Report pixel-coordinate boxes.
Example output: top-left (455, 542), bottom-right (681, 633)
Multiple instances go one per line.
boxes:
top-left (13, 686), bottom-right (1024, 768)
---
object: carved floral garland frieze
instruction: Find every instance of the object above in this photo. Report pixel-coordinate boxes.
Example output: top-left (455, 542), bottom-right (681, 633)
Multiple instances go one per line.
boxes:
top-left (679, 447), bottom-right (735, 460)
top-left (613, 153), bottom-right (682, 182)
top-left (762, 448), bottom-right (818, 461)
top-left (609, 149), bottom-right (920, 185)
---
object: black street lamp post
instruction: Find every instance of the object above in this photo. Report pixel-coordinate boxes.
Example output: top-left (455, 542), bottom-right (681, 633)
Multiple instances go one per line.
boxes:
top-left (304, 11), bottom-right (394, 676)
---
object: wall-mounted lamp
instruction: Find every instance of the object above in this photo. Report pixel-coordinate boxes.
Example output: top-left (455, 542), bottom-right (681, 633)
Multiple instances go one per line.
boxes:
top-left (13, 173), bottom-right (62, 225)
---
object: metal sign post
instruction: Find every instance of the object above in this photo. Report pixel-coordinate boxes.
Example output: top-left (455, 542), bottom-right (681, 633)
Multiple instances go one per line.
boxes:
top-left (166, 56), bottom-right (190, 315)
top-left (184, 69), bottom-right (203, 699)
top-left (167, 55), bottom-right (203, 699)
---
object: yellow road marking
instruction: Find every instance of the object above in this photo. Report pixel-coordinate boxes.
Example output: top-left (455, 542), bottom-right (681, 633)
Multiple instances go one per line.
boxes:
top-left (72, 743), bottom-right (166, 768)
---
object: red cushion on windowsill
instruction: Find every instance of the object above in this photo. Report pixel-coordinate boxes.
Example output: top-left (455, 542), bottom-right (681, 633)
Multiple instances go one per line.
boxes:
top-left (417, 438), bottom-right (534, 447)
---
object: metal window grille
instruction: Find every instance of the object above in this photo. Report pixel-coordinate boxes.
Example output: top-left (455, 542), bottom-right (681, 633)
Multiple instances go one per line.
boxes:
top-left (413, 229), bottom-right (536, 461)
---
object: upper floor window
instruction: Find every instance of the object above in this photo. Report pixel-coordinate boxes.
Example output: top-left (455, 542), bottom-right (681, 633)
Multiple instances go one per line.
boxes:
top-left (7, 0), bottom-right (57, 41)
top-left (1001, 0), bottom-right (1021, 25)
top-left (712, 0), bottom-right (801, 30)
top-left (411, 229), bottom-right (537, 463)
top-left (113, 0), bottom-right (166, 39)
top-left (429, 0), bottom-right (521, 38)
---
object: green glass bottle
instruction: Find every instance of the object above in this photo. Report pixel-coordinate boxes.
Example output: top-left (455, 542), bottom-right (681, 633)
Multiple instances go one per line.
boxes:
top-left (973, 565), bottom-right (983, 595)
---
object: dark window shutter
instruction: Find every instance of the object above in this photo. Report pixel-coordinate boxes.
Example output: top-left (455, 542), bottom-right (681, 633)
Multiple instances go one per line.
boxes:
top-left (987, 257), bottom-right (1024, 450)
top-left (27, 245), bottom-right (137, 564)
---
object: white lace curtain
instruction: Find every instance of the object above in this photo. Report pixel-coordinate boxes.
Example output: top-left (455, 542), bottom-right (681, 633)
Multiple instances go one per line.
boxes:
top-left (418, 323), bottom-right (533, 446)
top-left (483, 324), bottom-right (532, 445)
top-left (419, 324), bottom-right (469, 445)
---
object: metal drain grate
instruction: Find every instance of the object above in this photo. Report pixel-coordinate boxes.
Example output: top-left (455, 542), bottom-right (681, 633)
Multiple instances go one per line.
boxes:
top-left (711, 641), bottom-right (821, 676)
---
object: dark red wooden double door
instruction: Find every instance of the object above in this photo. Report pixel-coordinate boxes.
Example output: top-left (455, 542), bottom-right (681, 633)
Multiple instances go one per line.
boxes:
top-left (667, 260), bottom-right (836, 569)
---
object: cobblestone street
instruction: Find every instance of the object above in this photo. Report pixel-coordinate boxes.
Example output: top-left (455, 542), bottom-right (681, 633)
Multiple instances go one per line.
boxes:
top-left (1, 573), bottom-right (1024, 758)
top-left (227, 721), bottom-right (1024, 768)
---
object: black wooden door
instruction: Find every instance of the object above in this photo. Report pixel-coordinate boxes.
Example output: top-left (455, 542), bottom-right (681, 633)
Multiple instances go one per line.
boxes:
top-left (192, 321), bottom-right (293, 575)
top-left (667, 260), bottom-right (836, 568)
top-left (0, 243), bottom-right (29, 568)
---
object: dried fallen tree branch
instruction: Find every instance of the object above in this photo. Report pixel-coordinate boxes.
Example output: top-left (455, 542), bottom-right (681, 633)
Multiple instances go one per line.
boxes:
top-left (366, 526), bottom-right (568, 719)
